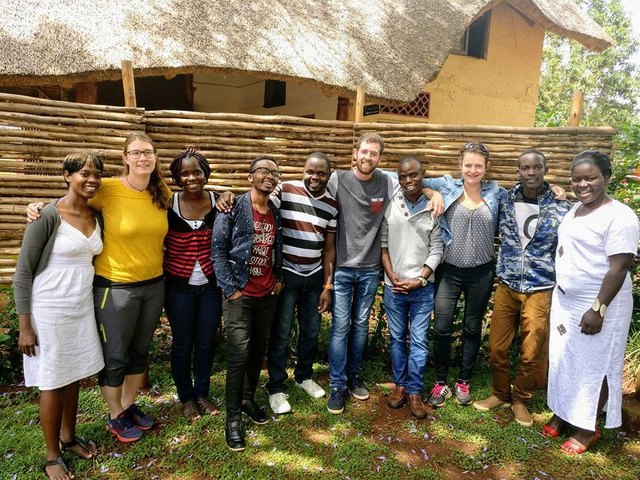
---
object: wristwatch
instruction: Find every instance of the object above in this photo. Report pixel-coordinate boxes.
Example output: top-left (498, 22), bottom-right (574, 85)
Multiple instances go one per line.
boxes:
top-left (417, 276), bottom-right (428, 287)
top-left (591, 298), bottom-right (607, 317)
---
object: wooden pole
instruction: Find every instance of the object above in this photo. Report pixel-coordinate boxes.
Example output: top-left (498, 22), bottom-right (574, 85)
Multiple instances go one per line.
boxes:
top-left (568, 91), bottom-right (584, 127)
top-left (121, 60), bottom-right (137, 108)
top-left (121, 59), bottom-right (147, 387)
top-left (354, 85), bottom-right (365, 123)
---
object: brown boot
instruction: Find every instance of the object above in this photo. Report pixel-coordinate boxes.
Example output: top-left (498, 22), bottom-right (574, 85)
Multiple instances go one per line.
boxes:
top-left (408, 394), bottom-right (428, 419)
top-left (387, 386), bottom-right (406, 408)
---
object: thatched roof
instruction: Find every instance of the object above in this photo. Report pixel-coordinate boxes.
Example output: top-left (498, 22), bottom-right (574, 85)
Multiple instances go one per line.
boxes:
top-left (0, 0), bottom-right (612, 102)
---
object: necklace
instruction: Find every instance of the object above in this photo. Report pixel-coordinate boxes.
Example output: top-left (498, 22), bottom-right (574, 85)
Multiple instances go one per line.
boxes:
top-left (125, 175), bottom-right (146, 192)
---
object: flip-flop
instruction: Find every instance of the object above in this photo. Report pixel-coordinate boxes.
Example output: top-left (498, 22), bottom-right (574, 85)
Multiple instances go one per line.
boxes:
top-left (541, 424), bottom-right (562, 438)
top-left (560, 430), bottom-right (601, 455)
top-left (60, 436), bottom-right (97, 460)
top-left (42, 456), bottom-right (75, 479)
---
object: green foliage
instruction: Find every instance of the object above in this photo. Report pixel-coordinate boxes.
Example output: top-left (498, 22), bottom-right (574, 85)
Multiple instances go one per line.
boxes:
top-left (536, 0), bottom-right (640, 128)
top-left (610, 122), bottom-right (640, 337)
top-left (1, 311), bottom-right (640, 479)
top-left (626, 329), bottom-right (640, 378)
top-left (2, 361), bottom-right (640, 479)
top-left (611, 122), bottom-right (640, 216)
top-left (0, 286), bottom-right (21, 384)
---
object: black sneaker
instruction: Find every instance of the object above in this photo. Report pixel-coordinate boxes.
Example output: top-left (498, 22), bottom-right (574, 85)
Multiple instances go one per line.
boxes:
top-left (327, 388), bottom-right (347, 414)
top-left (347, 376), bottom-right (370, 400)
top-left (123, 403), bottom-right (154, 430)
top-left (225, 419), bottom-right (245, 451)
top-left (241, 400), bottom-right (269, 425)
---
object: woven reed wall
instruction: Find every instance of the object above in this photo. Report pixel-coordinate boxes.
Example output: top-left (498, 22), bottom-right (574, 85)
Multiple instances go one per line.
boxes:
top-left (355, 123), bottom-right (616, 189)
top-left (0, 93), bottom-right (616, 283)
top-left (0, 93), bottom-right (146, 282)
top-left (145, 110), bottom-right (355, 192)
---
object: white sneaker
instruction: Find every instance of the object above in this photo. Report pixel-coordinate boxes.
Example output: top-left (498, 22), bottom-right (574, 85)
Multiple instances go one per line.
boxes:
top-left (296, 379), bottom-right (326, 399)
top-left (268, 392), bottom-right (291, 414)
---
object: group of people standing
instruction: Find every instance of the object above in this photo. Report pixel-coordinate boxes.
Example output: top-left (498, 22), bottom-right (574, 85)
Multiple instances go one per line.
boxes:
top-left (13, 131), bottom-right (638, 478)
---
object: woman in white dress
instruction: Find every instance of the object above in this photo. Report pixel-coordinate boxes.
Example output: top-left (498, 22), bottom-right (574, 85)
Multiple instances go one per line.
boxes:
top-left (543, 150), bottom-right (639, 454)
top-left (14, 153), bottom-right (105, 480)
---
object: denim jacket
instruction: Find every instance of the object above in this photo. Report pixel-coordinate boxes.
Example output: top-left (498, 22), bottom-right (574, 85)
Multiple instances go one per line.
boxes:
top-left (496, 182), bottom-right (571, 293)
top-left (211, 192), bottom-right (283, 298)
top-left (424, 175), bottom-right (506, 246)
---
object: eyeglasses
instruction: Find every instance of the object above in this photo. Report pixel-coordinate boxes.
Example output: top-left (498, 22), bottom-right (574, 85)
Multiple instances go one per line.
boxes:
top-left (464, 142), bottom-right (489, 155)
top-left (126, 149), bottom-right (156, 159)
top-left (251, 167), bottom-right (282, 178)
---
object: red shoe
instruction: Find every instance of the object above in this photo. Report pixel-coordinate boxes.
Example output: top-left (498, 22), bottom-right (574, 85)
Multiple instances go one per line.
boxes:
top-left (560, 430), bottom-right (601, 455)
top-left (541, 424), bottom-right (561, 438)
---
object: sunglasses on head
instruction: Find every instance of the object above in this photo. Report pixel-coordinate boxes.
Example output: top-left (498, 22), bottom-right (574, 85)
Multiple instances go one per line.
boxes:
top-left (464, 142), bottom-right (489, 155)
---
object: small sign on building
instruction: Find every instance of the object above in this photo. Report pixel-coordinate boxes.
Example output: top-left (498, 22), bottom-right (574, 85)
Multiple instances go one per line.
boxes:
top-left (363, 104), bottom-right (380, 116)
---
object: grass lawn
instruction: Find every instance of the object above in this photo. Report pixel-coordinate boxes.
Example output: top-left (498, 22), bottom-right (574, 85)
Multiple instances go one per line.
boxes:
top-left (1, 319), bottom-right (639, 480)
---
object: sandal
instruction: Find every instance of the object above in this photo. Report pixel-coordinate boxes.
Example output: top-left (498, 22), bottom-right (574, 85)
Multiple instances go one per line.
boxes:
top-left (60, 436), bottom-right (97, 460)
top-left (541, 416), bottom-right (566, 438)
top-left (42, 456), bottom-right (74, 479)
top-left (560, 430), bottom-right (601, 455)
top-left (196, 397), bottom-right (220, 416)
top-left (541, 424), bottom-right (562, 438)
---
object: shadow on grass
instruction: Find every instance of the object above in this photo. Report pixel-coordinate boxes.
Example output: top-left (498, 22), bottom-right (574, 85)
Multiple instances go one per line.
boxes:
top-left (2, 320), bottom-right (640, 479)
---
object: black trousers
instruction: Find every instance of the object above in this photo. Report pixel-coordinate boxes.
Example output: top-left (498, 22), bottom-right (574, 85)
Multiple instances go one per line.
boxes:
top-left (223, 294), bottom-right (278, 421)
top-left (432, 261), bottom-right (494, 383)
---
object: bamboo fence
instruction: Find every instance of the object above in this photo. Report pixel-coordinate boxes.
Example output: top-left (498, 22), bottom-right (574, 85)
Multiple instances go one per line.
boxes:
top-left (354, 123), bottom-right (617, 188)
top-left (0, 93), bottom-right (617, 283)
top-left (145, 110), bottom-right (355, 191)
top-left (0, 92), bottom-right (144, 283)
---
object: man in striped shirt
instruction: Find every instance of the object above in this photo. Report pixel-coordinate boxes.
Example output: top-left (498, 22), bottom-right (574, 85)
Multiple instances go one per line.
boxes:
top-left (266, 152), bottom-right (339, 414)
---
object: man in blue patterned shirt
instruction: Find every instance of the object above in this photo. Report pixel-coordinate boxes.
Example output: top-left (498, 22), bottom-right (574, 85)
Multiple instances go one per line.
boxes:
top-left (473, 149), bottom-right (571, 427)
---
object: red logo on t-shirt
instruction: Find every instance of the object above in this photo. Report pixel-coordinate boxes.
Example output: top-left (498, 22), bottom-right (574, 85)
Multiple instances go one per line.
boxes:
top-left (370, 197), bottom-right (384, 214)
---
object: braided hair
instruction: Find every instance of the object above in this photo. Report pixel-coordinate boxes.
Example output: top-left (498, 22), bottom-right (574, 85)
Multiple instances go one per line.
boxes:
top-left (169, 148), bottom-right (211, 187)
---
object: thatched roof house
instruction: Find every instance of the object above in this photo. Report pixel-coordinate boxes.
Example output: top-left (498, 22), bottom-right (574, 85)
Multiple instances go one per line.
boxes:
top-left (0, 0), bottom-right (611, 103)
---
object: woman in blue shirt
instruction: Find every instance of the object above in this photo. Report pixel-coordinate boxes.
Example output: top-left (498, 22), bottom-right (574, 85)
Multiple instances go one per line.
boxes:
top-left (424, 142), bottom-right (505, 408)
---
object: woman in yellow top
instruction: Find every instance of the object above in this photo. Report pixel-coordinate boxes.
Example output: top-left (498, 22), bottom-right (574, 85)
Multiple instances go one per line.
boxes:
top-left (92, 133), bottom-right (170, 442)
top-left (29, 133), bottom-right (170, 443)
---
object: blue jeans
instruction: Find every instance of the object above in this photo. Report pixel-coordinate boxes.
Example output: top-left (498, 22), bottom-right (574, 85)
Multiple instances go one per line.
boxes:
top-left (165, 284), bottom-right (222, 402)
top-left (329, 267), bottom-right (380, 390)
top-left (266, 269), bottom-right (323, 394)
top-left (383, 283), bottom-right (434, 395)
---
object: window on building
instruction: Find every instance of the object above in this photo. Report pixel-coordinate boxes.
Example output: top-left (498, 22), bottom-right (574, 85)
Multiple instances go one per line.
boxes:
top-left (263, 80), bottom-right (286, 108)
top-left (379, 92), bottom-right (430, 118)
top-left (455, 11), bottom-right (491, 59)
top-left (0, 85), bottom-right (66, 100)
